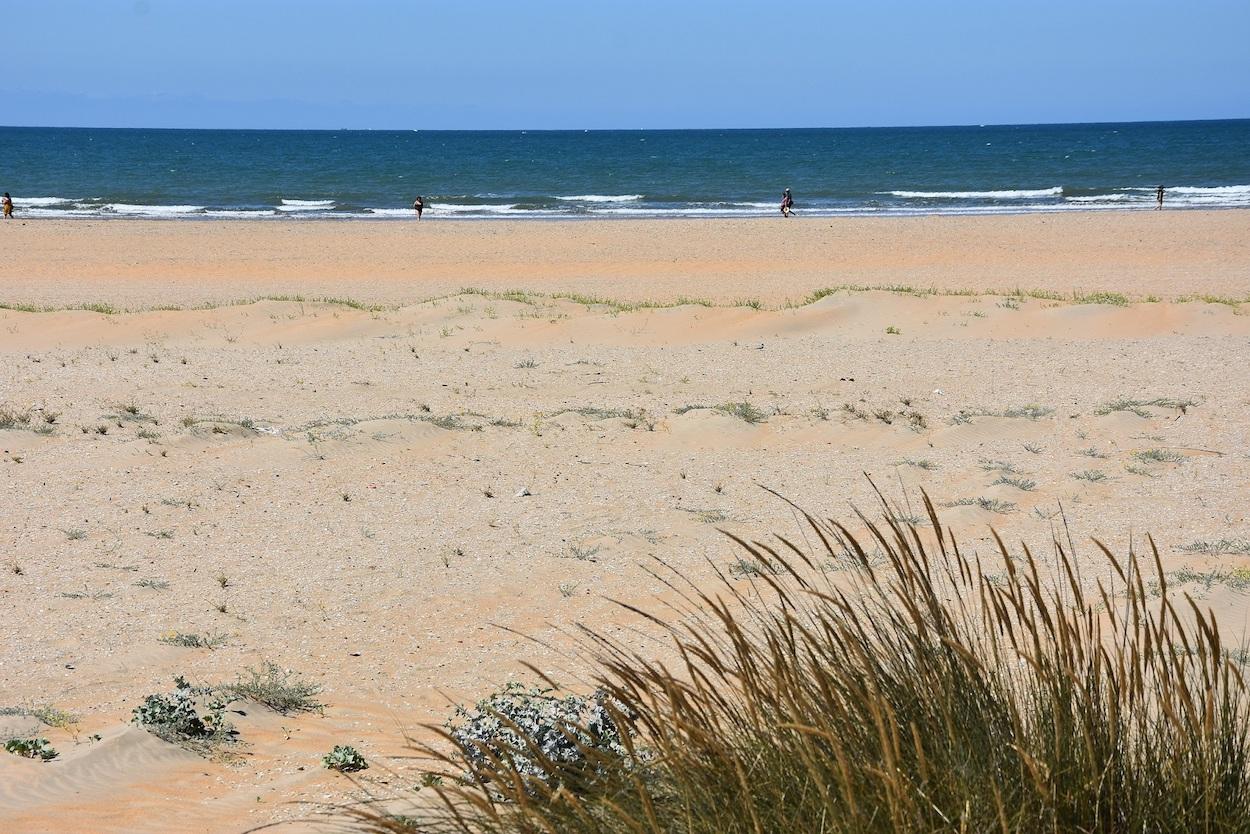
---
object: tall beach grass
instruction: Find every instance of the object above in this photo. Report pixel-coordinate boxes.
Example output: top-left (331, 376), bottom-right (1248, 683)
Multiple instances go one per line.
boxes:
top-left (351, 489), bottom-right (1250, 833)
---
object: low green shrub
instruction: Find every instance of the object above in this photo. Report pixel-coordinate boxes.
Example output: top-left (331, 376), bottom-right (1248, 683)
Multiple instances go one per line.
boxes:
top-left (5, 737), bottom-right (57, 761)
top-left (132, 676), bottom-right (235, 755)
top-left (323, 744), bottom-right (368, 773)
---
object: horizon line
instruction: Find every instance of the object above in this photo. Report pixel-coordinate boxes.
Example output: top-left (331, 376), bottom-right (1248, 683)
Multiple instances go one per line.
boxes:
top-left (2, 116), bottom-right (1248, 133)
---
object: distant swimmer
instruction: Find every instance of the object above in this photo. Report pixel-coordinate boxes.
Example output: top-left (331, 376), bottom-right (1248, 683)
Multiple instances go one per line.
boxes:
top-left (2, 193), bottom-right (12, 219)
top-left (412, 195), bottom-right (425, 220)
top-left (780, 187), bottom-right (794, 218)
top-left (1156, 185), bottom-right (1164, 210)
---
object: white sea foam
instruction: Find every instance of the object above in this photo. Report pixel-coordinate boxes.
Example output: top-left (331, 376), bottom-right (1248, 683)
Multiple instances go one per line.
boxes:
top-left (200, 209), bottom-right (276, 218)
top-left (278, 199), bottom-right (335, 211)
top-left (431, 203), bottom-right (529, 214)
top-left (1065, 193), bottom-right (1149, 203)
top-left (362, 208), bottom-right (419, 218)
top-left (15, 196), bottom-right (77, 206)
top-left (1165, 184), bottom-right (1250, 196)
top-left (555, 194), bottom-right (645, 202)
top-left (102, 203), bottom-right (205, 216)
top-left (885, 187), bottom-right (1064, 199)
top-left (22, 207), bottom-right (100, 218)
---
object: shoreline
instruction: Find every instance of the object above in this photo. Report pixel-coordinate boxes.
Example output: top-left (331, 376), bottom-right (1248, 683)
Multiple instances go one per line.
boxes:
top-left (9, 204), bottom-right (1249, 222)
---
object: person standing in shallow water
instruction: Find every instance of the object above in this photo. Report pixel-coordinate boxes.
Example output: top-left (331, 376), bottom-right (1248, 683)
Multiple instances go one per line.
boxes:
top-left (2, 193), bottom-right (12, 219)
top-left (1156, 185), bottom-right (1164, 210)
top-left (780, 187), bottom-right (793, 218)
top-left (412, 195), bottom-right (424, 220)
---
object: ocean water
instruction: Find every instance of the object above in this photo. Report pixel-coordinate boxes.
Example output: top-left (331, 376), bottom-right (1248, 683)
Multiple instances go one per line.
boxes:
top-left (1, 120), bottom-right (1248, 219)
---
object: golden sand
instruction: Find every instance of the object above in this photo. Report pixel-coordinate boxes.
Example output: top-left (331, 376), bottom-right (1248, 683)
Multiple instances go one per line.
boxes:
top-left (1, 212), bottom-right (1248, 832)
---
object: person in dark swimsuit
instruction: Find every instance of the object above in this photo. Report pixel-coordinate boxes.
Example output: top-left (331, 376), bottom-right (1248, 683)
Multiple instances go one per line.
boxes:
top-left (412, 195), bottom-right (425, 220)
top-left (780, 187), bottom-right (793, 218)
top-left (1155, 185), bottom-right (1164, 210)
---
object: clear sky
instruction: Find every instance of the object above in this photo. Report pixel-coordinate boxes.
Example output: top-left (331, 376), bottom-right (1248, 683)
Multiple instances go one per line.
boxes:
top-left (3, 0), bottom-right (1248, 130)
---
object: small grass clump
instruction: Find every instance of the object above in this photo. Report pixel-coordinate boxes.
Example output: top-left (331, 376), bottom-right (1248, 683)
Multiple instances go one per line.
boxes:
top-left (1134, 448), bottom-right (1185, 463)
top-left (894, 458), bottom-right (937, 471)
top-left (0, 704), bottom-right (78, 730)
top-left (1072, 290), bottom-right (1130, 306)
top-left (158, 631), bottom-right (227, 649)
top-left (1096, 397), bottom-right (1196, 418)
top-left (714, 401), bottom-right (767, 424)
top-left (953, 405), bottom-right (1053, 424)
top-left (1150, 567), bottom-right (1250, 598)
top-left (1001, 404), bottom-right (1054, 419)
top-left (0, 407), bottom-right (33, 430)
top-left (1072, 469), bottom-right (1109, 482)
top-left (551, 406), bottom-right (651, 428)
top-left (728, 558), bottom-right (786, 578)
top-left (840, 402), bottom-right (869, 421)
top-left (353, 492), bottom-right (1250, 834)
top-left (224, 661), bottom-right (323, 714)
top-left (947, 496), bottom-right (1016, 513)
top-left (116, 402), bottom-right (150, 421)
top-left (568, 543), bottom-right (601, 562)
top-left (1178, 539), bottom-right (1250, 556)
top-left (685, 508), bottom-right (727, 524)
top-left (993, 475), bottom-right (1037, 491)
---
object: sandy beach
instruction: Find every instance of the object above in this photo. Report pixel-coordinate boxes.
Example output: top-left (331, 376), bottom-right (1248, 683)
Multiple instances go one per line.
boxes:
top-left (2, 211), bottom-right (1250, 832)
top-left (4, 211), bottom-right (1250, 310)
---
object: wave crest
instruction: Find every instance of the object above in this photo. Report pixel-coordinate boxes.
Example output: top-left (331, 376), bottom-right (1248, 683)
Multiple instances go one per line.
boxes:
top-left (885, 187), bottom-right (1063, 199)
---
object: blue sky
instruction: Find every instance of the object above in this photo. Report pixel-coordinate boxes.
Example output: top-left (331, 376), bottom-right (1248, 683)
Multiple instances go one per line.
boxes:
top-left (3, 0), bottom-right (1247, 129)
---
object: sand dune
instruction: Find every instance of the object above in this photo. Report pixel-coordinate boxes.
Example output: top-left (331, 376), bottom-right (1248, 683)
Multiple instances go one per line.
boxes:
top-left (2, 214), bottom-right (1250, 831)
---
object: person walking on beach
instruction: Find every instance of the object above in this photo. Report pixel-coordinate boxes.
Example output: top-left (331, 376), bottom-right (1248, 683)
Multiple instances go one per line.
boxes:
top-left (2, 193), bottom-right (12, 219)
top-left (1156, 185), bottom-right (1164, 210)
top-left (412, 195), bottom-right (425, 220)
top-left (780, 187), bottom-right (794, 218)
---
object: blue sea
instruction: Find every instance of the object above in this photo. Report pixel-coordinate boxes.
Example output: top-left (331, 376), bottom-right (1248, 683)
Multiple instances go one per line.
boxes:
top-left (1, 120), bottom-right (1247, 219)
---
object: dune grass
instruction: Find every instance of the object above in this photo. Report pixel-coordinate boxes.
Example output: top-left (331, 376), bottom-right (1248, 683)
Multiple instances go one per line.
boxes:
top-left (347, 490), bottom-right (1250, 833)
top-left (3, 284), bottom-right (1232, 318)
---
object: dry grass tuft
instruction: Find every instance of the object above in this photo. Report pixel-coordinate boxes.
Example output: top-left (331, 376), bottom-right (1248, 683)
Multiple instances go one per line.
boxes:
top-left (348, 488), bottom-right (1250, 833)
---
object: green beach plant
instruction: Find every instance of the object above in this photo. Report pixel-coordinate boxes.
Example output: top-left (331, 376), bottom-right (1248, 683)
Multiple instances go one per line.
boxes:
top-left (324, 745), bottom-right (369, 773)
top-left (4, 737), bottom-right (58, 761)
top-left (132, 676), bottom-right (236, 755)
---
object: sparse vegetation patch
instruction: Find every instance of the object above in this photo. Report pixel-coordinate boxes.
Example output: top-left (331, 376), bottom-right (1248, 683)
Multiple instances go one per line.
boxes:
top-left (224, 661), bottom-right (323, 715)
